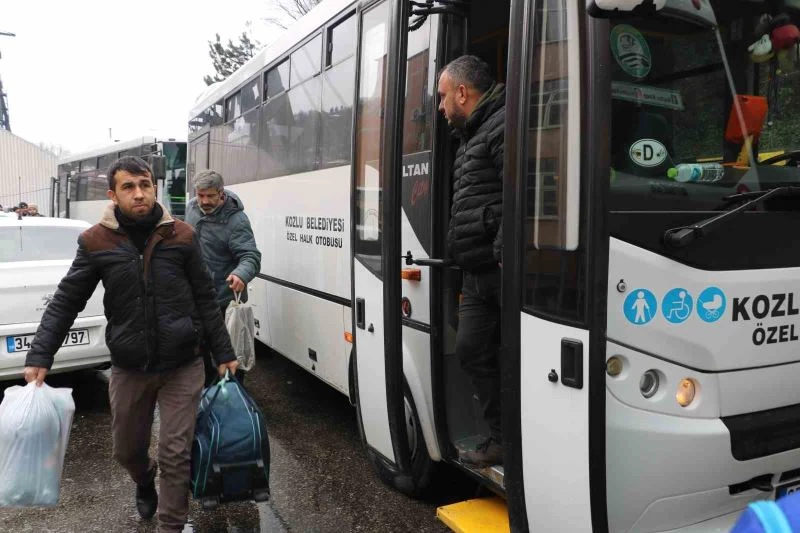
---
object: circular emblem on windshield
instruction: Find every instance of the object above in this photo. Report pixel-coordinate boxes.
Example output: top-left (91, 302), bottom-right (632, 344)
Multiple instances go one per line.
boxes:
top-left (629, 139), bottom-right (668, 167)
top-left (611, 25), bottom-right (651, 79)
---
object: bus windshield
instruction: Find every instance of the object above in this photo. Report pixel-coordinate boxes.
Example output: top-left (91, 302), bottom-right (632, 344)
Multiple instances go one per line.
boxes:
top-left (608, 5), bottom-right (800, 213)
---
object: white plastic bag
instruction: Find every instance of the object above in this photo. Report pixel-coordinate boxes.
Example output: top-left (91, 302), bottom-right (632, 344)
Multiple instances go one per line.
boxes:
top-left (226, 292), bottom-right (256, 372)
top-left (0, 382), bottom-right (75, 507)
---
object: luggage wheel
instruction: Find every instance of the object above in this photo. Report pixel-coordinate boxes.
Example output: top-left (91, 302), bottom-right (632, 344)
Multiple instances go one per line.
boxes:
top-left (253, 489), bottom-right (270, 502)
top-left (201, 496), bottom-right (219, 510)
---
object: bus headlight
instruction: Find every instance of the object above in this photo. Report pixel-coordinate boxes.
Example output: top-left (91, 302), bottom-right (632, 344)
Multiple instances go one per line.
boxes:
top-left (639, 370), bottom-right (660, 398)
top-left (676, 379), bottom-right (696, 407)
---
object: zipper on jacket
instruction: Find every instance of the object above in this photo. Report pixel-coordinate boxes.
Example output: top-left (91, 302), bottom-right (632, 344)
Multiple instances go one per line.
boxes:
top-left (139, 253), bottom-right (152, 371)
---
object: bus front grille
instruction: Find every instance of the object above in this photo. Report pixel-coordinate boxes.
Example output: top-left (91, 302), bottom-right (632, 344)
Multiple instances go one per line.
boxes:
top-left (722, 403), bottom-right (800, 461)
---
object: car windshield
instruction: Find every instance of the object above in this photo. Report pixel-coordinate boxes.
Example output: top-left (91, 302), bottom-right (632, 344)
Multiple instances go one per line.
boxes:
top-left (0, 226), bottom-right (82, 262)
top-left (608, 3), bottom-right (800, 213)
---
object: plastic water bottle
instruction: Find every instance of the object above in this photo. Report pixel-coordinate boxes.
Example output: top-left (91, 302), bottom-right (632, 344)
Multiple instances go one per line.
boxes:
top-left (667, 163), bottom-right (725, 183)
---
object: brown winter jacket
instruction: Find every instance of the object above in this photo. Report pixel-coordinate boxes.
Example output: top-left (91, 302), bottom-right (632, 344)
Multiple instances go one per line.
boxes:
top-left (26, 203), bottom-right (235, 372)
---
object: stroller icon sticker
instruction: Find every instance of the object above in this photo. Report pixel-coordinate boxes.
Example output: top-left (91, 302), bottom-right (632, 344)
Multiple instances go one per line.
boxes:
top-left (697, 287), bottom-right (726, 323)
top-left (662, 288), bottom-right (693, 324)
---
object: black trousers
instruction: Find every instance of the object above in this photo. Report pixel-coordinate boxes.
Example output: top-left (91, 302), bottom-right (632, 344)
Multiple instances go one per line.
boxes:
top-left (202, 302), bottom-right (246, 387)
top-left (456, 267), bottom-right (502, 441)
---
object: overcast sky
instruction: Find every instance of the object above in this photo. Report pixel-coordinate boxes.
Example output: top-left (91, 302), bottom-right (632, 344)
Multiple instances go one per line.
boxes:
top-left (2, 0), bottom-right (285, 155)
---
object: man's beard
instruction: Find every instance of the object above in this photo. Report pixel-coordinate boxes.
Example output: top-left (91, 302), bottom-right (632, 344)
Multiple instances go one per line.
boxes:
top-left (448, 109), bottom-right (468, 130)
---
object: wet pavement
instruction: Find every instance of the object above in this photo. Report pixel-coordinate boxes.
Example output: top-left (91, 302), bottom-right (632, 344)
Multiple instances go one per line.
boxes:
top-left (0, 346), bottom-right (476, 532)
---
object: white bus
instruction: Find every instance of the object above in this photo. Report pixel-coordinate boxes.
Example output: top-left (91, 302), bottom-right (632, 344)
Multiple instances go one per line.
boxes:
top-left (188, 0), bottom-right (800, 530)
top-left (53, 137), bottom-right (187, 223)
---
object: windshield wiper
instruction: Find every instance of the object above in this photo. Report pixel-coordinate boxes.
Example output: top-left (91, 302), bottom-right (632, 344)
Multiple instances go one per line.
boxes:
top-left (663, 186), bottom-right (800, 248)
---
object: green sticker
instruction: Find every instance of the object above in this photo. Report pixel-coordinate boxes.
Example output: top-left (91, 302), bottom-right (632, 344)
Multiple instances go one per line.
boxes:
top-left (610, 25), bottom-right (651, 79)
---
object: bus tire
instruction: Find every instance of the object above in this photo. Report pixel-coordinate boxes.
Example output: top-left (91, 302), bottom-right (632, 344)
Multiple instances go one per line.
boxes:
top-left (353, 362), bottom-right (434, 498)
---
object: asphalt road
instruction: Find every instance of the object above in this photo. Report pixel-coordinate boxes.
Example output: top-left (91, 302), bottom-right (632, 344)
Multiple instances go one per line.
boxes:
top-left (0, 346), bottom-right (476, 532)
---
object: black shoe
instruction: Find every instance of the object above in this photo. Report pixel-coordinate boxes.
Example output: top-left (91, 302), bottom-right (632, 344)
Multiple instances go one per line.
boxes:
top-left (460, 436), bottom-right (503, 467)
top-left (135, 477), bottom-right (158, 519)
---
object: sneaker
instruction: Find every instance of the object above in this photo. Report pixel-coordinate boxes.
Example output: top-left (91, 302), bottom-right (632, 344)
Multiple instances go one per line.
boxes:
top-left (135, 475), bottom-right (158, 519)
top-left (460, 436), bottom-right (503, 467)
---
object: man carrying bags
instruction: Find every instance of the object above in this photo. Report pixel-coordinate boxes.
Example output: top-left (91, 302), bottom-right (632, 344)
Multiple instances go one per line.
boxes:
top-left (24, 156), bottom-right (238, 533)
top-left (185, 170), bottom-right (261, 385)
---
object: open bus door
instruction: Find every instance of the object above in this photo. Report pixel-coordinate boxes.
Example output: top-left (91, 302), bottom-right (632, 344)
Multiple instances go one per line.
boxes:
top-left (351, 0), bottom-right (416, 491)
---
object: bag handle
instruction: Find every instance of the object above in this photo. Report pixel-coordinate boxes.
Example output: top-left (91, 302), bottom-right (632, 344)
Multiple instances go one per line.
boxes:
top-left (199, 369), bottom-right (233, 414)
top-left (233, 291), bottom-right (243, 306)
top-left (749, 500), bottom-right (793, 533)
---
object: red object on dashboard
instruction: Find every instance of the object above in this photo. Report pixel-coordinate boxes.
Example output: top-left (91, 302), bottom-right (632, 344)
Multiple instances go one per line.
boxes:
top-left (725, 95), bottom-right (768, 145)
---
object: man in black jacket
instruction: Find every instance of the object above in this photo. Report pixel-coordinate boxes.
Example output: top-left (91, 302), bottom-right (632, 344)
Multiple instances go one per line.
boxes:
top-left (438, 55), bottom-right (505, 467)
top-left (24, 156), bottom-right (239, 533)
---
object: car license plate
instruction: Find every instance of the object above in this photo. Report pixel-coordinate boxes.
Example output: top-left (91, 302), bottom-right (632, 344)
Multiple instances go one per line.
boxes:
top-left (776, 480), bottom-right (800, 499)
top-left (6, 329), bottom-right (90, 353)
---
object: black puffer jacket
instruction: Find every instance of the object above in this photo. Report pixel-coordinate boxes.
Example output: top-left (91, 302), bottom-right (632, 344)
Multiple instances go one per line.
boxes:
top-left (448, 82), bottom-right (505, 270)
top-left (26, 203), bottom-right (235, 372)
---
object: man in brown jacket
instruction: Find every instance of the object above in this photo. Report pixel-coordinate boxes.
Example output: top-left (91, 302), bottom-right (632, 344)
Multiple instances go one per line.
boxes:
top-left (24, 156), bottom-right (239, 532)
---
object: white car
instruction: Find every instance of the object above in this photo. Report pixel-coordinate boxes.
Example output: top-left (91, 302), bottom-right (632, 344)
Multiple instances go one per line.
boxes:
top-left (0, 213), bottom-right (109, 380)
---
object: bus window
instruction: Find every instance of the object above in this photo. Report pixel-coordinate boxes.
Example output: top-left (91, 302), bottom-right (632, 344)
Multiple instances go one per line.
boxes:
top-left (757, 58), bottom-right (800, 157)
top-left (288, 76), bottom-right (322, 172)
top-left (80, 158), bottom-right (97, 173)
top-left (354, 1), bottom-right (390, 267)
top-left (259, 93), bottom-right (291, 179)
top-left (225, 92), bottom-right (242, 122)
top-left (242, 76), bottom-right (261, 113)
top-left (521, 0), bottom-right (585, 322)
top-left (605, 16), bottom-right (800, 214)
top-left (265, 60), bottom-right (290, 101)
top-left (291, 35), bottom-right (322, 87)
top-left (328, 15), bottom-right (356, 67)
top-left (321, 55), bottom-right (355, 167)
top-left (98, 153), bottom-right (115, 174)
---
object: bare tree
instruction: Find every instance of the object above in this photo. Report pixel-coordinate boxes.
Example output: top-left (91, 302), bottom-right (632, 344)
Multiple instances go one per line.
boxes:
top-left (264, 0), bottom-right (322, 30)
top-left (38, 142), bottom-right (70, 159)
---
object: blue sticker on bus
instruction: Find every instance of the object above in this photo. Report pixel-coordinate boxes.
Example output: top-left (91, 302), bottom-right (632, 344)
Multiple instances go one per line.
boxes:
top-left (624, 289), bottom-right (657, 325)
top-left (697, 287), bottom-right (726, 323)
top-left (662, 288), bottom-right (693, 324)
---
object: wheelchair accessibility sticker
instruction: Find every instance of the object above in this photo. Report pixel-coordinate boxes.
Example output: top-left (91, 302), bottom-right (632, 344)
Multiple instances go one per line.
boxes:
top-left (662, 288), bottom-right (693, 324)
top-left (624, 289), bottom-right (657, 325)
top-left (697, 287), bottom-right (726, 323)
top-left (624, 286), bottom-right (728, 325)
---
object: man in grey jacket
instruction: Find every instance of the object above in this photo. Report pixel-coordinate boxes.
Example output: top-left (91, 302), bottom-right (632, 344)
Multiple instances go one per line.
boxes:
top-left (185, 170), bottom-right (261, 384)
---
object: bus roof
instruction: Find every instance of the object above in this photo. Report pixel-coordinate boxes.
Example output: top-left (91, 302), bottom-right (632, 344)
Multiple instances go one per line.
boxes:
top-left (59, 136), bottom-right (185, 165)
top-left (189, 0), bottom-right (355, 120)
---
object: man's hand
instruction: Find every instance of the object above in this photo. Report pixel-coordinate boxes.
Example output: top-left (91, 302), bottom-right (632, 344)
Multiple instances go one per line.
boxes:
top-left (218, 359), bottom-right (240, 377)
top-left (226, 274), bottom-right (245, 293)
top-left (23, 366), bottom-right (48, 387)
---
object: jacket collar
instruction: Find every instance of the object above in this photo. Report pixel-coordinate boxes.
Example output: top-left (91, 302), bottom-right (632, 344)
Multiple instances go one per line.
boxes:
top-left (189, 190), bottom-right (243, 224)
top-left (100, 202), bottom-right (174, 232)
top-left (464, 82), bottom-right (506, 136)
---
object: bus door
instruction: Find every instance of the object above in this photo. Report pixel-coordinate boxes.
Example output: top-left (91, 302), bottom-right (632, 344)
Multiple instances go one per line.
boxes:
top-left (430, 0), bottom-right (512, 486)
top-left (351, 0), bottom-right (414, 483)
top-left (500, 0), bottom-right (598, 529)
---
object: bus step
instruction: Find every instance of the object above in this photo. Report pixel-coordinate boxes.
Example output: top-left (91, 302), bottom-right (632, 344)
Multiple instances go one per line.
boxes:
top-left (458, 462), bottom-right (505, 489)
top-left (436, 496), bottom-right (509, 533)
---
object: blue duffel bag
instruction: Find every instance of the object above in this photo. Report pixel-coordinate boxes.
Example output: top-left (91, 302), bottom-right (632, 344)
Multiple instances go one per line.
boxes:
top-left (190, 371), bottom-right (270, 509)
top-left (731, 492), bottom-right (800, 533)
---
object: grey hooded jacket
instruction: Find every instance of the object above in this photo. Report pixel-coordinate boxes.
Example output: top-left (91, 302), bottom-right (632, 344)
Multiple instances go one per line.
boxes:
top-left (185, 190), bottom-right (261, 307)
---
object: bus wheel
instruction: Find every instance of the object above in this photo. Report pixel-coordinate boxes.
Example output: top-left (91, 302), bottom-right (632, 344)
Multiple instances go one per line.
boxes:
top-left (355, 376), bottom-right (435, 498)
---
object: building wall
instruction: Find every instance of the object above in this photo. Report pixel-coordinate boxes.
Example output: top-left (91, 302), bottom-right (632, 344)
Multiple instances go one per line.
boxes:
top-left (0, 131), bottom-right (57, 216)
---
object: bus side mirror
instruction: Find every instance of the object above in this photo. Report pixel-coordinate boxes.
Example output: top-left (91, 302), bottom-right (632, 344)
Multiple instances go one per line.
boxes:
top-left (147, 155), bottom-right (166, 181)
